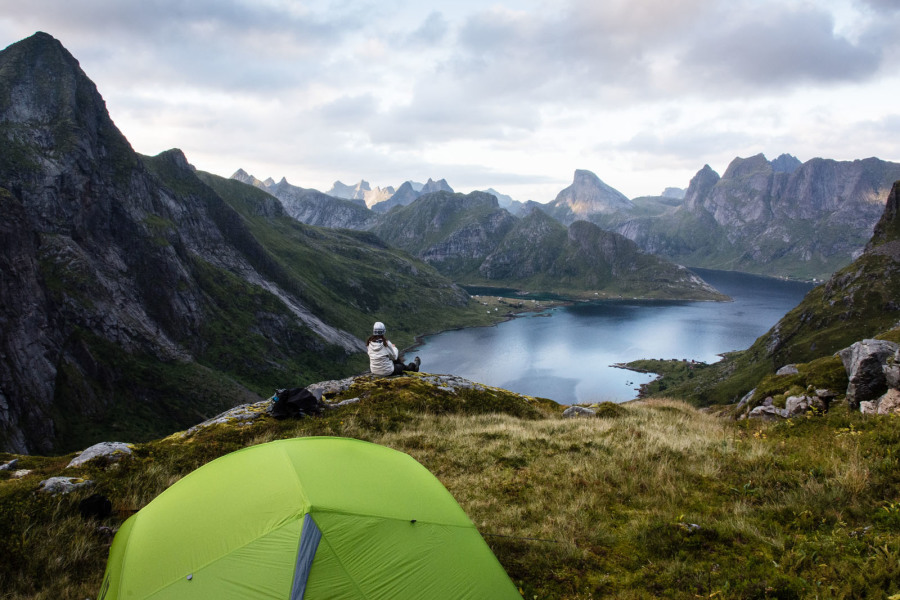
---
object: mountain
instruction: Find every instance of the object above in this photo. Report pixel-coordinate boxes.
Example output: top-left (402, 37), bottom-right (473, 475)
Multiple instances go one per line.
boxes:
top-left (326, 179), bottom-right (369, 200)
top-left (326, 179), bottom-right (394, 208)
top-left (420, 177), bottom-right (453, 195)
top-left (265, 177), bottom-right (377, 229)
top-left (229, 171), bottom-right (377, 229)
top-left (0, 33), bottom-right (486, 454)
top-left (370, 178), bottom-right (453, 213)
top-left (601, 154), bottom-right (900, 280)
top-left (371, 191), bottom-right (725, 300)
top-left (482, 187), bottom-right (527, 215)
top-left (661, 187), bottom-right (686, 200)
top-left (544, 169), bottom-right (636, 223)
top-left (668, 179), bottom-right (900, 406)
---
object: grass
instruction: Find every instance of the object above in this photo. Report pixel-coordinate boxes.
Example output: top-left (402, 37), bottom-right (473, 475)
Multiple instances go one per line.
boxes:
top-left (2, 377), bottom-right (899, 599)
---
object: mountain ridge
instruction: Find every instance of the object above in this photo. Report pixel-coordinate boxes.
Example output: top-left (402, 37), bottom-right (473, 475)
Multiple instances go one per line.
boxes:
top-left (0, 33), bottom-right (490, 453)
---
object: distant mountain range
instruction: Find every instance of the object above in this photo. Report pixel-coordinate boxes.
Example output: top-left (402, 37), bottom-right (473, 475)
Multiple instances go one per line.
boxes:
top-left (240, 154), bottom-right (898, 281)
top-left (547, 155), bottom-right (900, 280)
top-left (369, 191), bottom-right (726, 301)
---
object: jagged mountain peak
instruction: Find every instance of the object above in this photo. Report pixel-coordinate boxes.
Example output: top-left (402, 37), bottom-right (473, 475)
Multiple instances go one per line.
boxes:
top-left (421, 178), bottom-right (454, 195)
top-left (231, 168), bottom-right (252, 182)
top-left (771, 153), bottom-right (802, 174)
top-left (550, 169), bottom-right (634, 217)
top-left (722, 153), bottom-right (773, 179)
top-left (0, 31), bottom-right (133, 166)
top-left (157, 148), bottom-right (194, 171)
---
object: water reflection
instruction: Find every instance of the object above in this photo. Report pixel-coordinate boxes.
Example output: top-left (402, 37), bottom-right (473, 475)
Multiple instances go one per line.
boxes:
top-left (415, 270), bottom-right (814, 404)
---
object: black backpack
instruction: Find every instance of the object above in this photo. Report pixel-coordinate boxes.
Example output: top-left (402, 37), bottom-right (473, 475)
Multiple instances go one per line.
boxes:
top-left (271, 387), bottom-right (321, 419)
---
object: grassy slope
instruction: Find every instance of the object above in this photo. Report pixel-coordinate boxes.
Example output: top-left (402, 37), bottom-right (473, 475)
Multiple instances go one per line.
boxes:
top-left (2, 379), bottom-right (899, 599)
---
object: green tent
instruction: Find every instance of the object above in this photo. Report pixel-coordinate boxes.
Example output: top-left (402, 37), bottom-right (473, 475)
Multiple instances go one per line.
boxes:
top-left (98, 437), bottom-right (521, 599)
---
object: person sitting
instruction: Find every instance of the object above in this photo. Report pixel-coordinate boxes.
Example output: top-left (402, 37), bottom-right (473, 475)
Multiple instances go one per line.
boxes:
top-left (366, 321), bottom-right (421, 376)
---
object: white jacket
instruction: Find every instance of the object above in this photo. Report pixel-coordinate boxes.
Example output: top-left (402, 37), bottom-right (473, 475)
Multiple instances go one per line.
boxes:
top-left (367, 339), bottom-right (399, 376)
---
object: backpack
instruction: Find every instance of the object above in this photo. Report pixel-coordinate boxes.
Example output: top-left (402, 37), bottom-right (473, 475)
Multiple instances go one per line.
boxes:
top-left (271, 387), bottom-right (321, 419)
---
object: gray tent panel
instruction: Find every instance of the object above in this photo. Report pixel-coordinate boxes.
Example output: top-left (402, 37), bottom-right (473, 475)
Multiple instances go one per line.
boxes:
top-left (291, 513), bottom-right (322, 600)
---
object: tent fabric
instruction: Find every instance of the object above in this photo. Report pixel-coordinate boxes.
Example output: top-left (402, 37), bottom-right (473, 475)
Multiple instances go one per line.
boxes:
top-left (291, 513), bottom-right (321, 600)
top-left (99, 437), bottom-right (521, 600)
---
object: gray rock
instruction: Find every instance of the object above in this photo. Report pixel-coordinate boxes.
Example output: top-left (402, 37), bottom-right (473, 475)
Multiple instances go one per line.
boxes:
top-left (12, 469), bottom-right (32, 479)
top-left (67, 442), bottom-right (133, 468)
top-left (860, 401), bottom-right (877, 415)
top-left (39, 476), bottom-right (93, 495)
top-left (748, 405), bottom-right (788, 420)
top-left (784, 395), bottom-right (825, 417)
top-left (776, 365), bottom-right (800, 376)
top-left (563, 406), bottom-right (596, 418)
top-left (0, 458), bottom-right (19, 471)
top-left (883, 350), bottom-right (900, 389)
top-left (183, 401), bottom-right (271, 437)
top-left (839, 339), bottom-right (900, 407)
top-left (326, 397), bottom-right (360, 409)
top-left (306, 376), bottom-right (361, 400)
top-left (874, 388), bottom-right (900, 414)
top-left (736, 389), bottom-right (755, 412)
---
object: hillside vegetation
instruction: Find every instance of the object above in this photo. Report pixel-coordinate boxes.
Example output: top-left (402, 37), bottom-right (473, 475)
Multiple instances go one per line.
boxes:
top-left (2, 376), bottom-right (899, 599)
top-left (645, 180), bottom-right (900, 408)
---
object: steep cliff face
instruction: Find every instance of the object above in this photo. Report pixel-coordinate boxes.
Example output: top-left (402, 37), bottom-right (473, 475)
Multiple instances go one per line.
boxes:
top-left (613, 154), bottom-right (900, 279)
top-left (0, 33), bottom-right (474, 453)
top-left (267, 178), bottom-right (377, 229)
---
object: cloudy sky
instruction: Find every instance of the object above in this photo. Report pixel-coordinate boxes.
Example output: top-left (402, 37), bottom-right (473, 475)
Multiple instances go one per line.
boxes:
top-left (3, 0), bottom-right (900, 201)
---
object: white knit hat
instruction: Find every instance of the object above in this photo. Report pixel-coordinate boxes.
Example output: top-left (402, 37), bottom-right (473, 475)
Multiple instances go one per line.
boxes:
top-left (373, 321), bottom-right (386, 335)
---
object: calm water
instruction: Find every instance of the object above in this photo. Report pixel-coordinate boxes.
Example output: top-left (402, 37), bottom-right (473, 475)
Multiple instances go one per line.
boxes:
top-left (412, 269), bottom-right (815, 404)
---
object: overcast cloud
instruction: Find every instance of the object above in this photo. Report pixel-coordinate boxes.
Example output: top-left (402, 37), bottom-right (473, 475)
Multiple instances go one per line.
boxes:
top-left (2, 0), bottom-right (899, 200)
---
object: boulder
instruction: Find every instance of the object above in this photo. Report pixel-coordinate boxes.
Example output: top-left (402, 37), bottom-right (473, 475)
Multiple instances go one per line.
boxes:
top-left (776, 365), bottom-right (800, 376)
top-left (563, 406), bottom-right (596, 418)
top-left (67, 442), bottom-right (133, 468)
top-left (0, 458), bottom-right (19, 471)
top-left (748, 405), bottom-right (788, 420)
top-left (39, 476), bottom-right (93, 495)
top-left (736, 389), bottom-right (755, 413)
top-left (875, 388), bottom-right (900, 414)
top-left (838, 339), bottom-right (900, 407)
top-left (784, 395), bottom-right (826, 417)
top-left (884, 350), bottom-right (900, 389)
top-left (860, 401), bottom-right (877, 415)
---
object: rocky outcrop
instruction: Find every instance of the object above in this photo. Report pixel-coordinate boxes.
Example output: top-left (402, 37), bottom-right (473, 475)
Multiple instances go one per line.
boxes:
top-left (66, 442), bottom-right (133, 468)
top-left (838, 339), bottom-right (900, 408)
top-left (837, 340), bottom-right (900, 414)
top-left (746, 391), bottom-right (830, 420)
top-left (562, 406), bottom-right (596, 418)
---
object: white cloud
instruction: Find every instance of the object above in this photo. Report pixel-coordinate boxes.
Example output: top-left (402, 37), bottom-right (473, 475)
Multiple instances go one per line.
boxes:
top-left (1, 0), bottom-right (899, 200)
